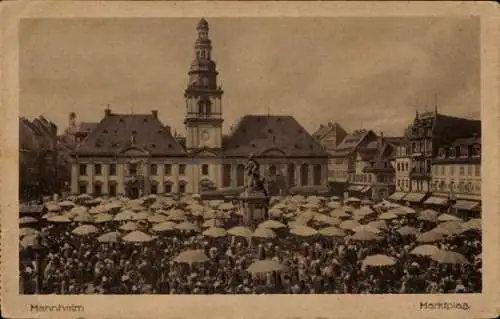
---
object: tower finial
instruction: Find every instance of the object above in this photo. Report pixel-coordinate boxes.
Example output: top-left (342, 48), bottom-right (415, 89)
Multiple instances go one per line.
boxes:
top-left (197, 18), bottom-right (209, 30)
top-left (434, 93), bottom-right (438, 114)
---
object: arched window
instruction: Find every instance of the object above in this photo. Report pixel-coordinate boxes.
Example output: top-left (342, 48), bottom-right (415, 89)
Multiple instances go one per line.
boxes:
top-left (300, 164), bottom-right (309, 186)
top-left (313, 164), bottom-right (322, 185)
top-left (109, 182), bottom-right (117, 197)
top-left (93, 182), bottom-right (102, 196)
top-left (222, 164), bottom-right (231, 187)
top-left (198, 100), bottom-right (212, 117)
top-left (164, 182), bottom-right (173, 194)
top-left (78, 181), bottom-right (88, 195)
top-left (236, 164), bottom-right (245, 187)
top-left (150, 181), bottom-right (158, 195)
top-left (179, 181), bottom-right (187, 194)
top-left (287, 164), bottom-right (296, 188)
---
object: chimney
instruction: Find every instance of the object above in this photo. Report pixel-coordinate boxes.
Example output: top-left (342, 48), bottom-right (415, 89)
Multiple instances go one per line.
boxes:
top-left (152, 110), bottom-right (158, 118)
top-left (165, 125), bottom-right (171, 133)
top-left (379, 132), bottom-right (384, 147)
top-left (105, 108), bottom-right (112, 117)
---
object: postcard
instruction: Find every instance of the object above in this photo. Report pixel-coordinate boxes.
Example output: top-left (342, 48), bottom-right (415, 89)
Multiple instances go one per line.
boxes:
top-left (1, 1), bottom-right (498, 318)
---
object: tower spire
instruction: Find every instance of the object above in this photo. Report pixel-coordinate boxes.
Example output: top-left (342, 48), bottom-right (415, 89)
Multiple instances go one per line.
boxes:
top-left (184, 19), bottom-right (224, 151)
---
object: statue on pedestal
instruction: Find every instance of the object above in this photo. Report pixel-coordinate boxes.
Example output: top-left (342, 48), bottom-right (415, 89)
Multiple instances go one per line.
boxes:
top-left (239, 154), bottom-right (270, 226)
top-left (244, 154), bottom-right (268, 197)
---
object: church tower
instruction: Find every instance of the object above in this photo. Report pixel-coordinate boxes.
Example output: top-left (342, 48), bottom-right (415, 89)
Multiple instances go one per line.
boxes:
top-left (184, 18), bottom-right (224, 151)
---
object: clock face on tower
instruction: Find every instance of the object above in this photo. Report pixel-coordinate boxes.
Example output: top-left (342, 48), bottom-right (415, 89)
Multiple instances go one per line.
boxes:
top-left (201, 130), bottom-right (210, 141)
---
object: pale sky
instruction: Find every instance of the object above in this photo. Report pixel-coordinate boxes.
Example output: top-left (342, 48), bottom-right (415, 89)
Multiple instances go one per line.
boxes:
top-left (20, 17), bottom-right (480, 137)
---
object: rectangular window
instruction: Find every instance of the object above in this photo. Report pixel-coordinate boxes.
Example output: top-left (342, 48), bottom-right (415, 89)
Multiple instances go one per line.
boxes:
top-left (179, 164), bottom-right (186, 176)
top-left (201, 164), bottom-right (209, 176)
top-left (441, 166), bottom-right (445, 175)
top-left (405, 163), bottom-right (409, 171)
top-left (79, 164), bottom-right (87, 176)
top-left (459, 166), bottom-right (465, 175)
top-left (165, 164), bottom-right (172, 176)
top-left (109, 164), bottom-right (116, 176)
top-left (150, 164), bottom-right (157, 176)
top-left (467, 165), bottom-right (472, 176)
top-left (129, 163), bottom-right (138, 176)
top-left (475, 165), bottom-right (480, 177)
top-left (450, 166), bottom-right (455, 175)
top-left (95, 164), bottom-right (102, 176)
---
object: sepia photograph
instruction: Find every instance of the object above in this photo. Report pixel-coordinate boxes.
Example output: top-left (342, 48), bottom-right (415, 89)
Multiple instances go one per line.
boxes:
top-left (1, 2), bottom-right (499, 319)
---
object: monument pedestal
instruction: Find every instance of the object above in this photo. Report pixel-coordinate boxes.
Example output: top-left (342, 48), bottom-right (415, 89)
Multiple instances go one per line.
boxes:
top-left (239, 190), bottom-right (269, 227)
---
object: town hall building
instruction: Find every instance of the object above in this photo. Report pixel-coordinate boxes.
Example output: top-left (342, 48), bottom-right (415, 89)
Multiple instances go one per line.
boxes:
top-left (70, 19), bottom-right (329, 198)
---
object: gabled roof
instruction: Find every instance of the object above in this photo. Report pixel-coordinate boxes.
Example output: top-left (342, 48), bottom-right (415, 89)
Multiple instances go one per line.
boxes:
top-left (223, 115), bottom-right (328, 157)
top-left (330, 129), bottom-right (377, 158)
top-left (362, 141), bottom-right (395, 173)
top-left (313, 122), bottom-right (348, 144)
top-left (19, 118), bottom-right (40, 151)
top-left (19, 117), bottom-right (56, 150)
top-left (406, 112), bottom-right (481, 144)
top-left (77, 112), bottom-right (186, 157)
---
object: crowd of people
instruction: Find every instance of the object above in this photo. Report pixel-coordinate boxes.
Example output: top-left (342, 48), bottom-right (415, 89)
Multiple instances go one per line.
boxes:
top-left (19, 194), bottom-right (482, 295)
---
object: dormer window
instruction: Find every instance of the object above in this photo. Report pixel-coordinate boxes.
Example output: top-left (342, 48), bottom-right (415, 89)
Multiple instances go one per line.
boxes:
top-left (472, 144), bottom-right (481, 157)
top-left (449, 147), bottom-right (456, 158)
top-left (438, 148), bottom-right (447, 158)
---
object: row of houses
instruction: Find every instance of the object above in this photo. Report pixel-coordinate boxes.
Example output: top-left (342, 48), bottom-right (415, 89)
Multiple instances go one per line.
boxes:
top-left (313, 109), bottom-right (481, 217)
top-left (19, 117), bottom-right (72, 200)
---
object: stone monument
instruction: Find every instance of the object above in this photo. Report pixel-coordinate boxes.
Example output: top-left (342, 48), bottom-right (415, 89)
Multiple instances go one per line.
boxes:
top-left (239, 154), bottom-right (270, 227)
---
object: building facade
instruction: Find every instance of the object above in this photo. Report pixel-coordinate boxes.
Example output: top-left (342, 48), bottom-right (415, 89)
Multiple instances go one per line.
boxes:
top-left (328, 129), bottom-right (378, 197)
top-left (70, 19), bottom-right (329, 198)
top-left (312, 122), bottom-right (348, 183)
top-left (402, 110), bottom-right (481, 204)
top-left (19, 117), bottom-right (70, 200)
top-left (348, 136), bottom-right (400, 201)
top-left (430, 135), bottom-right (481, 217)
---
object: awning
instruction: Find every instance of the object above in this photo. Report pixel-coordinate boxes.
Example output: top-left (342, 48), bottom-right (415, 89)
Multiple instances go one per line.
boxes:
top-left (331, 178), bottom-right (349, 183)
top-left (453, 200), bottom-right (480, 211)
top-left (347, 185), bottom-right (365, 192)
top-left (389, 192), bottom-right (407, 201)
top-left (424, 196), bottom-right (449, 206)
top-left (360, 186), bottom-right (371, 193)
top-left (403, 193), bottom-right (426, 203)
